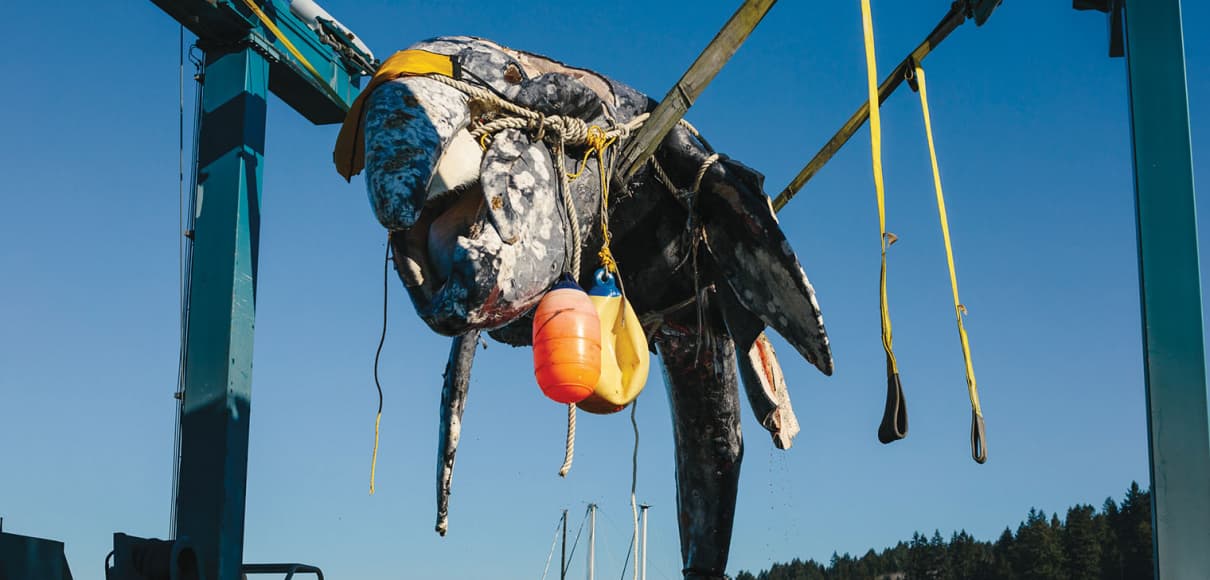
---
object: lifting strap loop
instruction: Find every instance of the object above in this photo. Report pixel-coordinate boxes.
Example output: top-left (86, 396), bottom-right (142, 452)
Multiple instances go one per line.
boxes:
top-left (861, 0), bottom-right (908, 444)
top-left (912, 62), bottom-right (987, 463)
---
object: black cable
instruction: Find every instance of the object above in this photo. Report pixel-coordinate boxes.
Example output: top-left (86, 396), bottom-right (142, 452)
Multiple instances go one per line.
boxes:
top-left (171, 21), bottom-right (185, 538)
top-left (368, 235), bottom-right (391, 493)
top-left (564, 506), bottom-right (590, 568)
top-left (619, 530), bottom-right (636, 580)
top-left (374, 236), bottom-right (390, 422)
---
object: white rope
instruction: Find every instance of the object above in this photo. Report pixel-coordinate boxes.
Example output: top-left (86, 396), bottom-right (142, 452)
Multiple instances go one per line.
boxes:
top-left (427, 72), bottom-right (650, 149)
top-left (539, 515), bottom-right (564, 580)
top-left (678, 118), bottom-right (701, 138)
top-left (650, 158), bottom-right (678, 194)
top-left (693, 153), bottom-right (721, 195)
top-left (558, 402), bottom-right (577, 477)
top-left (629, 400), bottom-right (640, 580)
top-left (553, 137), bottom-right (583, 277)
top-left (650, 152), bottom-right (720, 199)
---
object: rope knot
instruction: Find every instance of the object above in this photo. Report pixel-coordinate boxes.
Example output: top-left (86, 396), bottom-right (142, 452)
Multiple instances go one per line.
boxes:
top-left (585, 125), bottom-right (612, 151)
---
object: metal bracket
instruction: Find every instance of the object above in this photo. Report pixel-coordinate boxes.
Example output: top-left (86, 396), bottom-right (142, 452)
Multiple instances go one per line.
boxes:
top-left (1073, 0), bottom-right (1125, 57)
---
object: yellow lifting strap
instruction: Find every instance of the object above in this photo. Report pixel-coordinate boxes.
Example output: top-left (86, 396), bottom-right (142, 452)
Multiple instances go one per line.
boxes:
top-left (334, 50), bottom-right (458, 181)
top-left (240, 0), bottom-right (325, 85)
top-left (861, 0), bottom-right (908, 445)
top-left (911, 63), bottom-right (987, 463)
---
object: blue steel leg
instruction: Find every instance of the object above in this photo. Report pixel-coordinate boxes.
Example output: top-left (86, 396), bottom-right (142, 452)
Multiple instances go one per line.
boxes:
top-left (174, 46), bottom-right (267, 580)
top-left (1122, 2), bottom-right (1210, 578)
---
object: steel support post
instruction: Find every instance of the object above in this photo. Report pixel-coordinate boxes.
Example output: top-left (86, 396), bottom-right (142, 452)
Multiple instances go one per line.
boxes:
top-left (174, 46), bottom-right (267, 580)
top-left (1123, 1), bottom-right (1210, 577)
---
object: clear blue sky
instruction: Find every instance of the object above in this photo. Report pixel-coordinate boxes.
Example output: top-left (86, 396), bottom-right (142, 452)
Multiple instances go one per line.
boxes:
top-left (2, 1), bottom-right (1208, 578)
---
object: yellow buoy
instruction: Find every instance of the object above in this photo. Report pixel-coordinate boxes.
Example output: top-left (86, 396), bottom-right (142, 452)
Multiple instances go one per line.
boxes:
top-left (578, 269), bottom-right (649, 414)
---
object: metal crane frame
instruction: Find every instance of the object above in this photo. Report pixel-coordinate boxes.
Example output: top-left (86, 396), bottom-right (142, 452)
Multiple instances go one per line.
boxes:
top-left (113, 1), bottom-right (1205, 579)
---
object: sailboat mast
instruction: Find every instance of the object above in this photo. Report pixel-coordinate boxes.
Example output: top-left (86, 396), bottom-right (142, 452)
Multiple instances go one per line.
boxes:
top-left (639, 504), bottom-right (650, 580)
top-left (587, 503), bottom-right (597, 580)
top-left (561, 508), bottom-right (568, 580)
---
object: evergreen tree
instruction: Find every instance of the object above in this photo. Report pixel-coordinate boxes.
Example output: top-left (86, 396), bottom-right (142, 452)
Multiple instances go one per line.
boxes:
top-left (882, 541), bottom-right (910, 577)
top-left (857, 548), bottom-right (881, 578)
top-left (928, 530), bottom-right (950, 579)
top-left (738, 482), bottom-right (1157, 580)
top-left (948, 529), bottom-right (985, 580)
top-left (1012, 508), bottom-right (1066, 579)
top-left (1062, 504), bottom-right (1102, 580)
top-left (1118, 482), bottom-right (1154, 579)
top-left (982, 527), bottom-right (1016, 580)
top-left (907, 532), bottom-right (932, 579)
top-left (1101, 497), bottom-right (1124, 580)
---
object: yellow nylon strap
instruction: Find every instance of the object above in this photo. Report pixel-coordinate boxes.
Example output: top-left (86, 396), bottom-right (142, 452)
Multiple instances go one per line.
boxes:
top-left (334, 50), bottom-right (457, 180)
top-left (240, 0), bottom-right (327, 89)
top-left (912, 63), bottom-right (987, 463)
top-left (861, 0), bottom-right (907, 444)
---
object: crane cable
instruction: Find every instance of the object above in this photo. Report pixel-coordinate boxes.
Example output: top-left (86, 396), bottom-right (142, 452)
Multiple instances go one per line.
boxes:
top-left (910, 63), bottom-right (987, 463)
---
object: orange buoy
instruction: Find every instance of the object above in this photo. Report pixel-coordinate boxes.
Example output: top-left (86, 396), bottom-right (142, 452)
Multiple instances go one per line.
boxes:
top-left (533, 274), bottom-right (602, 404)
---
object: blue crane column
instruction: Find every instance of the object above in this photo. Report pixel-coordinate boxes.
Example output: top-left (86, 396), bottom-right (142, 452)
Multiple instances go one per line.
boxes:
top-left (175, 46), bottom-right (267, 580)
top-left (147, 2), bottom-right (369, 578)
top-left (1123, 1), bottom-right (1210, 577)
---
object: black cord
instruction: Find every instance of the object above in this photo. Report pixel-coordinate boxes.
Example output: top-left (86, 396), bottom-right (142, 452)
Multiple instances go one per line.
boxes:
top-left (619, 530), bottom-right (636, 580)
top-left (564, 506), bottom-right (590, 566)
top-left (374, 235), bottom-right (390, 419)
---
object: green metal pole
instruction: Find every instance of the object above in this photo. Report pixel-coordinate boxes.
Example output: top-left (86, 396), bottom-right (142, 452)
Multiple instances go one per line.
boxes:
top-left (174, 45), bottom-right (267, 580)
top-left (1122, 1), bottom-right (1210, 578)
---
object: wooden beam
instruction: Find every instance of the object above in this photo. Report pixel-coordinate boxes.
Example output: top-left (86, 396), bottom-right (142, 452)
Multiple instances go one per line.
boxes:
top-left (771, 2), bottom-right (968, 212)
top-left (617, 0), bottom-right (777, 180)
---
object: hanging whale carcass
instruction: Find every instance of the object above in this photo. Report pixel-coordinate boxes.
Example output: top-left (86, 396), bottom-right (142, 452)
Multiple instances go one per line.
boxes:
top-left (336, 36), bottom-right (833, 580)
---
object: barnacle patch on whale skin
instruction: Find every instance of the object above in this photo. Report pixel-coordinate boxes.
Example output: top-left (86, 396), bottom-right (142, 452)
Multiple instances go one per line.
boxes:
top-left (480, 129), bottom-right (558, 245)
top-left (364, 77), bottom-right (470, 231)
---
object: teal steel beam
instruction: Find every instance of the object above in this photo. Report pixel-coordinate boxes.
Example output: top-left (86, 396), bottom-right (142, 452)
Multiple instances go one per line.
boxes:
top-left (0, 526), bottom-right (73, 580)
top-left (152, 0), bottom-right (365, 124)
top-left (174, 46), bottom-right (267, 580)
top-left (1122, 1), bottom-right (1210, 577)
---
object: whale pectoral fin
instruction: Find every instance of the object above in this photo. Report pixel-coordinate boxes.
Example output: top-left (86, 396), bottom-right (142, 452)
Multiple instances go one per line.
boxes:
top-left (480, 128), bottom-right (559, 246)
top-left (717, 284), bottom-right (801, 450)
top-left (436, 330), bottom-right (480, 536)
top-left (700, 158), bottom-right (833, 376)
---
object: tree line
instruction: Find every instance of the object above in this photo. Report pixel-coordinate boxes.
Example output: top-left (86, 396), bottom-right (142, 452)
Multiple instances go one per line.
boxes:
top-left (734, 482), bottom-right (1153, 580)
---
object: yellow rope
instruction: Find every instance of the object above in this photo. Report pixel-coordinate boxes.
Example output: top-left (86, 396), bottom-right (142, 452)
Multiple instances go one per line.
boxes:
top-left (912, 63), bottom-right (987, 463)
top-left (369, 411), bottom-right (382, 494)
top-left (560, 126), bottom-right (621, 273)
top-left (566, 126), bottom-right (616, 180)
